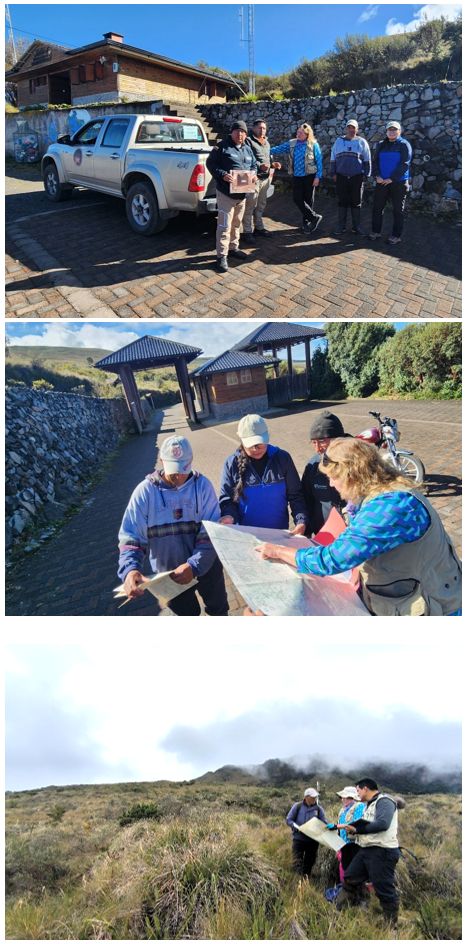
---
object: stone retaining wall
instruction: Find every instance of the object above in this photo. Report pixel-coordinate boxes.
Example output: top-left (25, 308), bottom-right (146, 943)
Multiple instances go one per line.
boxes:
top-left (200, 81), bottom-right (462, 215)
top-left (6, 387), bottom-right (133, 548)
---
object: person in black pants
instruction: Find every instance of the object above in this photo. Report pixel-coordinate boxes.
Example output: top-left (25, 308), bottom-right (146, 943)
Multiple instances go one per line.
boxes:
top-left (336, 778), bottom-right (401, 926)
top-left (286, 788), bottom-right (328, 878)
top-left (270, 124), bottom-right (323, 234)
top-left (370, 121), bottom-right (412, 245)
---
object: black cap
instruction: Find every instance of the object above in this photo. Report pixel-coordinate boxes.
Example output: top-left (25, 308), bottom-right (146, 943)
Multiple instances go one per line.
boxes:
top-left (231, 120), bottom-right (248, 133)
top-left (309, 411), bottom-right (344, 440)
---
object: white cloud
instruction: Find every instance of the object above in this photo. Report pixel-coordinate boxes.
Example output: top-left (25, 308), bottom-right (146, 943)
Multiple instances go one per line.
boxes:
top-left (5, 637), bottom-right (463, 789)
top-left (358, 5), bottom-right (379, 24)
top-left (9, 324), bottom-right (140, 351)
top-left (386, 3), bottom-right (461, 35)
top-left (8, 321), bottom-right (316, 360)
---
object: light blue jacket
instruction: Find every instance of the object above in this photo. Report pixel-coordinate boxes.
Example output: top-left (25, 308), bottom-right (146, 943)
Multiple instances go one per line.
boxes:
top-left (118, 471), bottom-right (220, 580)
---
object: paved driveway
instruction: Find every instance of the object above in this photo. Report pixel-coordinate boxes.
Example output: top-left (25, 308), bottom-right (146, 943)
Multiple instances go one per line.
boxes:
top-left (6, 169), bottom-right (461, 319)
top-left (5, 399), bottom-right (461, 618)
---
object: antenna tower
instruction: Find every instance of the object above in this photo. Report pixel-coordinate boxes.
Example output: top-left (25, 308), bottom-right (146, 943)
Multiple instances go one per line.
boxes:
top-left (5, 4), bottom-right (18, 62)
top-left (239, 5), bottom-right (255, 95)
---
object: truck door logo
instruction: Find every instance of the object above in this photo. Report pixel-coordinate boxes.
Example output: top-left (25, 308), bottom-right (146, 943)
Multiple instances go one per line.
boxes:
top-left (74, 149), bottom-right (83, 166)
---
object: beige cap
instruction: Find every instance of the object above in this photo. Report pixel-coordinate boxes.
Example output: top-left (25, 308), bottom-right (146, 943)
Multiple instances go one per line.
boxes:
top-left (237, 414), bottom-right (269, 448)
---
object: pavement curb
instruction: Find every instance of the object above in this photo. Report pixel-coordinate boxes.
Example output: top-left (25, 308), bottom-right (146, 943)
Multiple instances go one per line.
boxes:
top-left (7, 223), bottom-right (117, 319)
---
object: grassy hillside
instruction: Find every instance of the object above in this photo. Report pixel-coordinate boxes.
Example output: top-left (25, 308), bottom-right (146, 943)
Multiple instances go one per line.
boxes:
top-left (5, 346), bottom-right (204, 404)
top-left (6, 777), bottom-right (461, 940)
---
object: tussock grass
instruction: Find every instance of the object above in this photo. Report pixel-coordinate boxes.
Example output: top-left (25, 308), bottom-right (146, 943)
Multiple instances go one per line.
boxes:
top-left (5, 782), bottom-right (461, 939)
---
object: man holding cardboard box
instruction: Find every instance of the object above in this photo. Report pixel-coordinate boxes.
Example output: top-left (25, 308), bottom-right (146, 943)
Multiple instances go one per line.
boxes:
top-left (208, 120), bottom-right (257, 272)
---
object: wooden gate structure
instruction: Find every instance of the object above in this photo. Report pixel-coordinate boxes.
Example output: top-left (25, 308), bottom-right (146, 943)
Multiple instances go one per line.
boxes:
top-left (94, 335), bottom-right (202, 431)
top-left (232, 322), bottom-right (325, 407)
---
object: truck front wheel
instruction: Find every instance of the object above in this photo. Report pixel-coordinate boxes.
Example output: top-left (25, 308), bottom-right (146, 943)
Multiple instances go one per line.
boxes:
top-left (125, 182), bottom-right (168, 236)
top-left (43, 163), bottom-right (73, 202)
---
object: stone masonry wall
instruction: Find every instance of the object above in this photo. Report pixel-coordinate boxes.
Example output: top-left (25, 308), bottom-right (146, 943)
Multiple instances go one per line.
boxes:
top-left (199, 81), bottom-right (462, 215)
top-left (6, 387), bottom-right (133, 549)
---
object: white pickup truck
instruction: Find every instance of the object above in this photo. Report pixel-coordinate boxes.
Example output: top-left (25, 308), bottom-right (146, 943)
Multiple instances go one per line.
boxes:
top-left (42, 113), bottom-right (217, 235)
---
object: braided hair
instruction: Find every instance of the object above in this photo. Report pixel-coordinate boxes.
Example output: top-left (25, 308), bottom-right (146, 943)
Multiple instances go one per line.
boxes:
top-left (233, 445), bottom-right (251, 503)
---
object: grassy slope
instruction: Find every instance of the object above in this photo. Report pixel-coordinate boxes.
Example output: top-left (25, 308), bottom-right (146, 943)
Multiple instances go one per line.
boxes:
top-left (5, 778), bottom-right (461, 940)
top-left (5, 347), bottom-right (211, 401)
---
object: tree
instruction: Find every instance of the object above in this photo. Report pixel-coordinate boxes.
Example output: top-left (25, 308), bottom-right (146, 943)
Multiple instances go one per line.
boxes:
top-left (310, 348), bottom-right (343, 399)
top-left (378, 324), bottom-right (461, 397)
top-left (5, 35), bottom-right (31, 71)
top-left (325, 324), bottom-right (395, 397)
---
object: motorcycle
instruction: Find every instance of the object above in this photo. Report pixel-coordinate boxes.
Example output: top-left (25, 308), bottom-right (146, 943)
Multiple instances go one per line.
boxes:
top-left (356, 410), bottom-right (425, 485)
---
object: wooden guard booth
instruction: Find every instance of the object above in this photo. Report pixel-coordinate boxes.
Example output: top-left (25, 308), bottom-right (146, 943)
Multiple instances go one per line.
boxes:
top-left (94, 335), bottom-right (202, 431)
top-left (232, 322), bottom-right (326, 382)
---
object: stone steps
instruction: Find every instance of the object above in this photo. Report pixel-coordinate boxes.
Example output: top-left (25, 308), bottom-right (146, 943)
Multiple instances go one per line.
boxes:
top-left (163, 100), bottom-right (221, 144)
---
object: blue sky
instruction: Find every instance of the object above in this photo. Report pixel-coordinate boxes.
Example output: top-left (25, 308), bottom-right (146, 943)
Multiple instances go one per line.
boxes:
top-left (8, 4), bottom-right (461, 75)
top-left (7, 321), bottom-right (404, 359)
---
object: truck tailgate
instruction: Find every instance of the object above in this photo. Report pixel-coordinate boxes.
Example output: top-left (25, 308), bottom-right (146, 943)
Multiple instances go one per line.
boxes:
top-left (125, 148), bottom-right (213, 211)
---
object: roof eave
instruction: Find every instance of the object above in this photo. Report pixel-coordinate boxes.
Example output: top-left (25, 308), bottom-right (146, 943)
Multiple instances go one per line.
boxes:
top-left (64, 39), bottom-right (235, 85)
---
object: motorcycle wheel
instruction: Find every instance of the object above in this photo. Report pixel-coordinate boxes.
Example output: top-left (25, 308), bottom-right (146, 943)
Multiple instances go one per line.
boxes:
top-left (394, 453), bottom-right (425, 485)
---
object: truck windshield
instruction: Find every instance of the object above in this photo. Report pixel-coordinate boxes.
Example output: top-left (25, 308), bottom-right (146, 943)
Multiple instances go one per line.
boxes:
top-left (136, 121), bottom-right (204, 144)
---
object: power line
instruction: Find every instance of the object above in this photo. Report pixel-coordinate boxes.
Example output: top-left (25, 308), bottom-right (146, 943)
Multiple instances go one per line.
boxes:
top-left (5, 24), bottom-right (71, 47)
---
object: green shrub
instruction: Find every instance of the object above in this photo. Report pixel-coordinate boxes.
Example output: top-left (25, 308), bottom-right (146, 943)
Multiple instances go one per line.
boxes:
top-left (47, 804), bottom-right (68, 824)
top-left (119, 802), bottom-right (161, 827)
top-left (32, 379), bottom-right (54, 391)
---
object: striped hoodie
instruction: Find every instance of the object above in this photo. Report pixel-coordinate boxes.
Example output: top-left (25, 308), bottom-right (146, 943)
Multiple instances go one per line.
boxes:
top-left (118, 470), bottom-right (220, 581)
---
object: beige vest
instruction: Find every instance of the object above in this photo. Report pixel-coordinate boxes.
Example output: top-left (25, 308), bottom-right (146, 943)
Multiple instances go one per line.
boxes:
top-left (356, 794), bottom-right (399, 849)
top-left (288, 139), bottom-right (317, 176)
top-left (360, 489), bottom-right (462, 617)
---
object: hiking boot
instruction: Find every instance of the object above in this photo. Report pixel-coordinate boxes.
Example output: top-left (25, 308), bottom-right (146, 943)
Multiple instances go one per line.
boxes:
top-left (369, 231), bottom-right (382, 240)
top-left (387, 235), bottom-right (402, 245)
top-left (216, 256), bottom-right (228, 272)
top-left (255, 228), bottom-right (272, 237)
top-left (381, 902), bottom-right (399, 927)
top-left (241, 233), bottom-right (256, 245)
top-left (309, 214), bottom-right (323, 233)
top-left (228, 248), bottom-right (248, 259)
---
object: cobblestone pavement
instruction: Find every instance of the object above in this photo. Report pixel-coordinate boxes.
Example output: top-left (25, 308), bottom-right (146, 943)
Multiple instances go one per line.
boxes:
top-left (5, 399), bottom-right (461, 618)
top-left (6, 171), bottom-right (461, 319)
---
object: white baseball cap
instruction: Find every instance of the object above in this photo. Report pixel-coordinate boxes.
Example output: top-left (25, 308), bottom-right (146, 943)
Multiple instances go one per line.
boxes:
top-left (346, 119), bottom-right (359, 129)
top-left (386, 120), bottom-right (401, 130)
top-left (304, 787), bottom-right (319, 798)
top-left (336, 786), bottom-right (360, 800)
top-left (159, 436), bottom-right (193, 473)
top-left (237, 414), bottom-right (269, 448)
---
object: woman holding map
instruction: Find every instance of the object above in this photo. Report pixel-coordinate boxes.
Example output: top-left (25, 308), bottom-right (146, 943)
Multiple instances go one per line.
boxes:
top-left (255, 438), bottom-right (462, 617)
top-left (219, 414), bottom-right (308, 532)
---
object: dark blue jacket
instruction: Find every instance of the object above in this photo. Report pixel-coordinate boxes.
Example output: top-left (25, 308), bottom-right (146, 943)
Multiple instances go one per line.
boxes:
top-left (374, 136), bottom-right (412, 182)
top-left (211, 135), bottom-right (257, 198)
top-left (219, 445), bottom-right (307, 530)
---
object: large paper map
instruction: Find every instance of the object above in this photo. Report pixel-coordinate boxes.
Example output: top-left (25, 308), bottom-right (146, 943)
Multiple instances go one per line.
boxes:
top-left (203, 522), bottom-right (369, 617)
top-left (298, 817), bottom-right (345, 851)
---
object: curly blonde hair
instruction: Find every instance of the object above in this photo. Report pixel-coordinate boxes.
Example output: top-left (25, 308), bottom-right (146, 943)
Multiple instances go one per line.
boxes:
top-left (298, 122), bottom-right (316, 144)
top-left (318, 437), bottom-right (418, 503)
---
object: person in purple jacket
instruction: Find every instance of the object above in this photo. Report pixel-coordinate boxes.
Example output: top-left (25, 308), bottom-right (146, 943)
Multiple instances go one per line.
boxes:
top-left (118, 435), bottom-right (228, 616)
top-left (286, 788), bottom-right (328, 877)
top-left (370, 120), bottom-right (412, 245)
